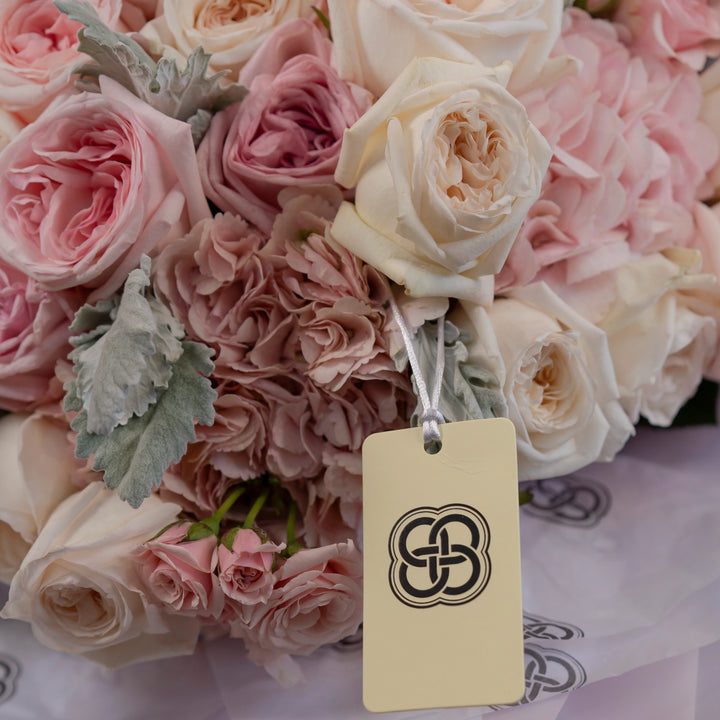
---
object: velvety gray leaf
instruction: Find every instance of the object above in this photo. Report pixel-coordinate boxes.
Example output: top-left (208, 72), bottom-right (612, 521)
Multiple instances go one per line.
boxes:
top-left (73, 341), bottom-right (217, 508)
top-left (55, 0), bottom-right (247, 141)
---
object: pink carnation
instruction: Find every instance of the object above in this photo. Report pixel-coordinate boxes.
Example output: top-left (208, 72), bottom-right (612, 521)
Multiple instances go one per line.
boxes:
top-left (197, 18), bottom-right (372, 234)
top-left (161, 443), bottom-right (240, 517)
top-left (195, 379), bottom-right (272, 482)
top-left (613, 0), bottom-right (720, 70)
top-left (0, 262), bottom-right (81, 411)
top-left (153, 213), bottom-right (301, 380)
top-left (136, 521), bottom-right (224, 620)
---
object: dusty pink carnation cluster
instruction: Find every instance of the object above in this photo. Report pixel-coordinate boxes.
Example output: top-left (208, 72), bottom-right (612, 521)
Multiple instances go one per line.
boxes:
top-left (154, 189), bottom-right (413, 545)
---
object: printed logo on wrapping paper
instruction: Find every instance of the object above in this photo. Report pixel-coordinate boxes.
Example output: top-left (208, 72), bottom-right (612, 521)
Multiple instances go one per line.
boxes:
top-left (523, 612), bottom-right (584, 640)
top-left (0, 654), bottom-right (20, 705)
top-left (388, 503), bottom-right (491, 608)
top-left (491, 643), bottom-right (587, 708)
top-left (521, 475), bottom-right (611, 528)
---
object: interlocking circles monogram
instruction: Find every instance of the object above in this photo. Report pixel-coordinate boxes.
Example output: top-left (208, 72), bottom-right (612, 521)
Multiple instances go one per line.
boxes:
top-left (388, 504), bottom-right (491, 608)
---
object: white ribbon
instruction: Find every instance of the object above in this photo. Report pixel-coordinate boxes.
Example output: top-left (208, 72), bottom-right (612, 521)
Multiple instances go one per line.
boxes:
top-left (389, 295), bottom-right (446, 451)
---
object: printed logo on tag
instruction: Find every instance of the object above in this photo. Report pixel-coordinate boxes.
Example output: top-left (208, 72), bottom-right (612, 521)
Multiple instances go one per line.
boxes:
top-left (363, 420), bottom-right (525, 712)
top-left (388, 503), bottom-right (491, 608)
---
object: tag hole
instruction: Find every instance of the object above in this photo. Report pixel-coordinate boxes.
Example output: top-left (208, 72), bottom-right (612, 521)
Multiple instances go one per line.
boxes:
top-left (424, 439), bottom-right (442, 455)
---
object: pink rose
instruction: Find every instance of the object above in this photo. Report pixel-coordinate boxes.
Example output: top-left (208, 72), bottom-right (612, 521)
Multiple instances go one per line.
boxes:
top-left (237, 541), bottom-right (362, 676)
top-left (0, 262), bottom-right (81, 411)
top-left (0, 78), bottom-right (209, 297)
top-left (218, 528), bottom-right (284, 606)
top-left (136, 521), bottom-right (224, 619)
top-left (0, 0), bottom-right (122, 120)
top-left (613, 0), bottom-right (720, 70)
top-left (197, 18), bottom-right (372, 234)
top-left (0, 108), bottom-right (24, 152)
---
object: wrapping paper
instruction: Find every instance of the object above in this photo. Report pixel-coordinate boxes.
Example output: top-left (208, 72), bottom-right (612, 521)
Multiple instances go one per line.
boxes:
top-left (1, 422), bottom-right (719, 719)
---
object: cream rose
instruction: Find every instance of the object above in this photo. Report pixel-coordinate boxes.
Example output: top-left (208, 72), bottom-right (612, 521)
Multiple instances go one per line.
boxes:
top-left (140, 0), bottom-right (318, 80)
top-left (595, 248), bottom-right (718, 426)
top-left (1, 483), bottom-right (199, 667)
top-left (327, 0), bottom-right (564, 97)
top-left (458, 283), bottom-right (633, 480)
top-left (331, 57), bottom-right (550, 302)
top-left (0, 413), bottom-right (78, 583)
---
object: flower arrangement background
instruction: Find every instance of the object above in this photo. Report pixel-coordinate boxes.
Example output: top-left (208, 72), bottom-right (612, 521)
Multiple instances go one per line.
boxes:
top-left (0, 0), bottom-right (719, 689)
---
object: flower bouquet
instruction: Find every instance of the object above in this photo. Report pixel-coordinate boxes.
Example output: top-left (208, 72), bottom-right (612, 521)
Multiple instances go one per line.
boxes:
top-left (0, 0), bottom-right (719, 694)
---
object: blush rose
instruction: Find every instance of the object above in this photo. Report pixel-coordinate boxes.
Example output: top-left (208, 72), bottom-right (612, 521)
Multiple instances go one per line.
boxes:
top-left (218, 528), bottom-right (285, 605)
top-left (1, 483), bottom-right (199, 668)
top-left (236, 541), bottom-right (363, 685)
top-left (136, 521), bottom-right (225, 619)
top-left (0, 412), bottom-right (78, 583)
top-left (0, 0), bottom-right (122, 120)
top-left (0, 77), bottom-right (209, 297)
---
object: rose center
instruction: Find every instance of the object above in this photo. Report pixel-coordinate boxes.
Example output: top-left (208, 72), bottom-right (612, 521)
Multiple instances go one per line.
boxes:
top-left (43, 584), bottom-right (112, 630)
top-left (438, 109), bottom-right (508, 206)
top-left (197, 0), bottom-right (272, 28)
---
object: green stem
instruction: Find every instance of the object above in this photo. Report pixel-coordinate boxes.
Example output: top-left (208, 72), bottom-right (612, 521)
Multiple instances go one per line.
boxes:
top-left (205, 485), bottom-right (245, 536)
top-left (288, 501), bottom-right (298, 546)
top-left (242, 486), bottom-right (271, 529)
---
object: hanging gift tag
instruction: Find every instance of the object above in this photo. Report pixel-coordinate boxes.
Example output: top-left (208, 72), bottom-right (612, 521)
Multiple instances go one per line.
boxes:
top-left (362, 417), bottom-right (524, 713)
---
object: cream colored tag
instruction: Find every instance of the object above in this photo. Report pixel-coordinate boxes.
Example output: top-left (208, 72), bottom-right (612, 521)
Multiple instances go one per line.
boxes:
top-left (362, 418), bottom-right (524, 713)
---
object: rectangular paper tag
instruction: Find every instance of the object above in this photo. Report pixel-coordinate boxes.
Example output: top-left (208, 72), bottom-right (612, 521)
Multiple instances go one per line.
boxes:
top-left (362, 417), bottom-right (524, 713)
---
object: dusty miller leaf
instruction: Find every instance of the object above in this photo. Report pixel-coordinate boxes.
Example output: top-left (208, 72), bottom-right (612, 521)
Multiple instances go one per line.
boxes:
top-left (54, 0), bottom-right (247, 145)
top-left (406, 320), bottom-right (507, 425)
top-left (73, 341), bottom-right (217, 508)
top-left (68, 257), bottom-right (184, 435)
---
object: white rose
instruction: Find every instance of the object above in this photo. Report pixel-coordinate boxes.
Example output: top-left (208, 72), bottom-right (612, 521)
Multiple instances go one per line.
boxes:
top-left (0, 413), bottom-right (78, 584)
top-left (457, 283), bottom-right (633, 480)
top-left (140, 0), bottom-right (318, 79)
top-left (326, 0), bottom-right (564, 98)
top-left (700, 60), bottom-right (720, 201)
top-left (1, 483), bottom-right (199, 668)
top-left (596, 248), bottom-right (718, 426)
top-left (331, 57), bottom-right (551, 303)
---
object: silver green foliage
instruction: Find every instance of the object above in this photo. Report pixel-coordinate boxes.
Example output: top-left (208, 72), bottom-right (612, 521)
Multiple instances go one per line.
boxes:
top-left (403, 320), bottom-right (507, 426)
top-left (54, 0), bottom-right (247, 145)
top-left (72, 342), bottom-right (216, 508)
top-left (68, 256), bottom-right (184, 435)
top-left (64, 256), bottom-right (217, 507)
